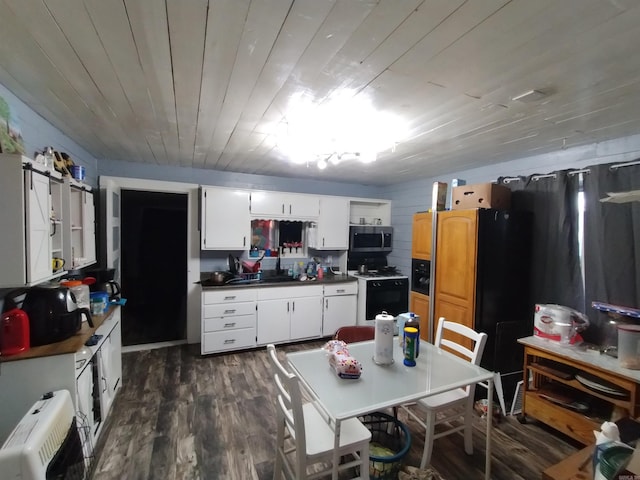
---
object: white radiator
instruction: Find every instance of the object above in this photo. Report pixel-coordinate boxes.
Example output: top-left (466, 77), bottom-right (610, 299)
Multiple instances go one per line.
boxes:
top-left (0, 390), bottom-right (84, 479)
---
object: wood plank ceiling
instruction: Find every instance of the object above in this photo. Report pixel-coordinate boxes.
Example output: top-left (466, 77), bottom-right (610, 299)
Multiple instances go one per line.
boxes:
top-left (1, 0), bottom-right (640, 186)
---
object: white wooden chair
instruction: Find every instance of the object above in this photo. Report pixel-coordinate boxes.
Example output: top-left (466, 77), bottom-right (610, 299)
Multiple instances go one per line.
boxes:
top-left (402, 317), bottom-right (488, 469)
top-left (267, 344), bottom-right (371, 480)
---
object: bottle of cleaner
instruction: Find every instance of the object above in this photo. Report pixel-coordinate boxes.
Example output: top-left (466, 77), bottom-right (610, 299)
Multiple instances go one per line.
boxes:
top-left (405, 313), bottom-right (420, 358)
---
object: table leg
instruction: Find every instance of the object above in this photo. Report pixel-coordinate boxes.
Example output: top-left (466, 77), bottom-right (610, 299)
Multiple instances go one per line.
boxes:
top-left (333, 419), bottom-right (341, 480)
top-left (485, 378), bottom-right (493, 480)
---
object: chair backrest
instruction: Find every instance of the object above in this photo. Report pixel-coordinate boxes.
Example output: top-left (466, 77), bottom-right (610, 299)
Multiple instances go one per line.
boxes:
top-left (333, 325), bottom-right (376, 343)
top-left (267, 344), bottom-right (306, 474)
top-left (434, 317), bottom-right (488, 394)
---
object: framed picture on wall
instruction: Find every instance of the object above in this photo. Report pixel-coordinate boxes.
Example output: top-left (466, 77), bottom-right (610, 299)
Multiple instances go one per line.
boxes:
top-left (0, 94), bottom-right (26, 155)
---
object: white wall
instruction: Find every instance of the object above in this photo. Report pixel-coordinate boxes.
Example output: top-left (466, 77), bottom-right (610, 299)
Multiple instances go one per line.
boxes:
top-left (0, 83), bottom-right (99, 185)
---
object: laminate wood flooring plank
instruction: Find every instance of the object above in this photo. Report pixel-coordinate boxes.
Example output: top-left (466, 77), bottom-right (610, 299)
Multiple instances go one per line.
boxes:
top-left (91, 342), bottom-right (582, 480)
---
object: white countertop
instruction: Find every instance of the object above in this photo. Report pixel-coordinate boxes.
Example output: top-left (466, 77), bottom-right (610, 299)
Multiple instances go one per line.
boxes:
top-left (518, 335), bottom-right (640, 382)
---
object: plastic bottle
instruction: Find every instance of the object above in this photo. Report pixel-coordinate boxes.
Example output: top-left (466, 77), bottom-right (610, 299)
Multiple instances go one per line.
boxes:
top-left (292, 262), bottom-right (299, 279)
top-left (317, 266), bottom-right (324, 280)
top-left (405, 313), bottom-right (420, 358)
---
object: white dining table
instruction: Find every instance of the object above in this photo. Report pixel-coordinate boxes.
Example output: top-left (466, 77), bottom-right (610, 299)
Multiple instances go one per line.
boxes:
top-left (286, 339), bottom-right (494, 480)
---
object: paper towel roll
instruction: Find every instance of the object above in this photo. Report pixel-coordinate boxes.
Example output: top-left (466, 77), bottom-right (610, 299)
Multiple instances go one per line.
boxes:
top-left (374, 312), bottom-right (395, 365)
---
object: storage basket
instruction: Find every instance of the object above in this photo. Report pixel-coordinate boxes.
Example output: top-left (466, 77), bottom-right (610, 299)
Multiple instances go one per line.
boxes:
top-left (359, 412), bottom-right (411, 480)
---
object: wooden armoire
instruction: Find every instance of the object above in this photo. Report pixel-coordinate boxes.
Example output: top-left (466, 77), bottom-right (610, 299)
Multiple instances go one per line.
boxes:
top-left (433, 208), bottom-right (533, 396)
top-left (410, 211), bottom-right (432, 340)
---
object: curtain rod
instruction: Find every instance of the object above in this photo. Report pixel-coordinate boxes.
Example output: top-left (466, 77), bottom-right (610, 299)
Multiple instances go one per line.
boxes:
top-left (532, 173), bottom-right (557, 181)
top-left (567, 168), bottom-right (591, 176)
top-left (610, 159), bottom-right (640, 170)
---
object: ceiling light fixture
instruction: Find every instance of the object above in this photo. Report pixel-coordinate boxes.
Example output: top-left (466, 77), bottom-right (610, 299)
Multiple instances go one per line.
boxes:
top-left (276, 89), bottom-right (407, 171)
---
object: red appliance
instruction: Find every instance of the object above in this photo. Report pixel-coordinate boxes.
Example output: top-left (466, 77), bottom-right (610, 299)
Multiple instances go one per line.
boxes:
top-left (1, 308), bottom-right (30, 355)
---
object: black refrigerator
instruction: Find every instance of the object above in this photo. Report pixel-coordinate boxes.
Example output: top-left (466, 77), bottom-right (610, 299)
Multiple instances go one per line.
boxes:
top-left (434, 208), bottom-right (534, 404)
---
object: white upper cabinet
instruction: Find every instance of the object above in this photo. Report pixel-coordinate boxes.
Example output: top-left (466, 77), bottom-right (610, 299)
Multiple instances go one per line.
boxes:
top-left (201, 187), bottom-right (251, 250)
top-left (63, 179), bottom-right (96, 269)
top-left (25, 168), bottom-right (53, 283)
top-left (250, 191), bottom-right (319, 219)
top-left (310, 196), bottom-right (349, 250)
top-left (349, 199), bottom-right (391, 226)
top-left (0, 155), bottom-right (60, 287)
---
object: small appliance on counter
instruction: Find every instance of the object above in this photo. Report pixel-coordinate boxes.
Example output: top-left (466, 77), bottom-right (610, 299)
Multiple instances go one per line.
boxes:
top-left (1, 308), bottom-right (30, 356)
top-left (84, 268), bottom-right (121, 300)
top-left (533, 303), bottom-right (589, 345)
top-left (4, 286), bottom-right (93, 347)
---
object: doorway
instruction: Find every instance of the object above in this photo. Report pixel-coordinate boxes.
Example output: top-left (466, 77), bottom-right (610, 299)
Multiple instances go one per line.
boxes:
top-left (120, 190), bottom-right (188, 346)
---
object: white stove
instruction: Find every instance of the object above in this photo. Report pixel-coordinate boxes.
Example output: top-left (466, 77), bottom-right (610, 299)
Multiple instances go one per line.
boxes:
top-left (348, 269), bottom-right (407, 281)
top-left (350, 270), bottom-right (409, 326)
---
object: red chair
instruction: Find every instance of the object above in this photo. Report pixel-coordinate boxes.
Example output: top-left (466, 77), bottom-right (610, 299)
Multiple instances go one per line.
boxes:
top-left (333, 325), bottom-right (375, 343)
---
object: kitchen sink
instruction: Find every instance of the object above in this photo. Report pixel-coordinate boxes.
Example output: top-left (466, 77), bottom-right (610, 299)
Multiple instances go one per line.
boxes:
top-left (260, 276), bottom-right (295, 284)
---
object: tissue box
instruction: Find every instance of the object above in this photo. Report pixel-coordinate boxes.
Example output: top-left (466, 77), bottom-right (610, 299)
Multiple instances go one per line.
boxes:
top-left (451, 183), bottom-right (511, 210)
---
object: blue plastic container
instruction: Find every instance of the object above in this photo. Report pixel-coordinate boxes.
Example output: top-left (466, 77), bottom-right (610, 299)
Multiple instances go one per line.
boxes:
top-left (70, 165), bottom-right (86, 181)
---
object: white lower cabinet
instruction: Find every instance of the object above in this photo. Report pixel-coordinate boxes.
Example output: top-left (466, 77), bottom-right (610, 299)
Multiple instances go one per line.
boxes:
top-left (0, 308), bottom-right (122, 450)
top-left (201, 288), bottom-right (257, 354)
top-left (200, 282), bottom-right (358, 352)
top-left (322, 283), bottom-right (358, 336)
top-left (256, 285), bottom-right (323, 345)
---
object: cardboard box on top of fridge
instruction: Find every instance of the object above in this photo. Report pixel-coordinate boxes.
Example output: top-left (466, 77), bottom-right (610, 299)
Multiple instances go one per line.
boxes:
top-left (451, 182), bottom-right (511, 210)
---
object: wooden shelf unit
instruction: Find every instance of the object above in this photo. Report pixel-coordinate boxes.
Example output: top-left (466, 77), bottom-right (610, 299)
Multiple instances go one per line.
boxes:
top-left (519, 336), bottom-right (640, 445)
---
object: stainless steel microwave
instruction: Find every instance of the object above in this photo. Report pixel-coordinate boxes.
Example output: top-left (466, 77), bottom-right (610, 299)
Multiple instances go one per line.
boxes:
top-left (349, 226), bottom-right (393, 253)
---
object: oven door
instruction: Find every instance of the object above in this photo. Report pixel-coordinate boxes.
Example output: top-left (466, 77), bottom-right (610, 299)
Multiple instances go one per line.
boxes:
top-left (349, 226), bottom-right (393, 254)
top-left (364, 278), bottom-right (409, 321)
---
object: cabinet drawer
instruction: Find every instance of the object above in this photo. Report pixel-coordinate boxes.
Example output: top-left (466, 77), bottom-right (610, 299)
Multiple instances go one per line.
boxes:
top-left (203, 289), bottom-right (257, 304)
top-left (203, 302), bottom-right (256, 319)
top-left (324, 283), bottom-right (357, 296)
top-left (203, 315), bottom-right (255, 333)
top-left (524, 391), bottom-right (596, 445)
top-left (258, 285), bottom-right (323, 300)
top-left (202, 328), bottom-right (256, 353)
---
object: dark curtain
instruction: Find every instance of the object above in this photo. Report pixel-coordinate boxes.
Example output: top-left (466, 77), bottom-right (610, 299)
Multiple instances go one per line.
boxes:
top-left (583, 162), bottom-right (640, 343)
top-left (498, 171), bottom-right (583, 311)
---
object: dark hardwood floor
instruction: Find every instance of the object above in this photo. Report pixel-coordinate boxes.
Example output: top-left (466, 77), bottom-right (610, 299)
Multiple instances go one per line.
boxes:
top-left (90, 340), bottom-right (582, 480)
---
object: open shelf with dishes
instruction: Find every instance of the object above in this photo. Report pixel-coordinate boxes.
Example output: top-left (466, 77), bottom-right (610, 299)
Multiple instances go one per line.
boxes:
top-left (520, 338), bottom-right (640, 445)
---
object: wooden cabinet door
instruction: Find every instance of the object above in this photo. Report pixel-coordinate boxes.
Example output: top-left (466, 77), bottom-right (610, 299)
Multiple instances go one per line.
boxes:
top-left (323, 294), bottom-right (357, 336)
top-left (289, 194), bottom-right (319, 218)
top-left (411, 212), bottom-right (432, 260)
top-left (257, 299), bottom-right (290, 344)
top-left (290, 295), bottom-right (322, 340)
top-left (316, 197), bottom-right (349, 249)
top-left (25, 170), bottom-right (52, 284)
top-left (409, 291), bottom-right (430, 342)
top-left (201, 187), bottom-right (250, 249)
top-left (433, 209), bottom-right (478, 349)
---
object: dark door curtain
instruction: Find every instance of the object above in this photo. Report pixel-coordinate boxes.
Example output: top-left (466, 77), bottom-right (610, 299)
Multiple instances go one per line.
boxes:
top-left (498, 171), bottom-right (583, 312)
top-left (583, 162), bottom-right (640, 341)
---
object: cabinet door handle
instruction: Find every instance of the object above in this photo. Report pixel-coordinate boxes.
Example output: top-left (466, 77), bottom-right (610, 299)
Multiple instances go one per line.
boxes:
top-left (224, 322), bottom-right (236, 328)
top-left (292, 301), bottom-right (295, 312)
top-left (289, 204), bottom-right (292, 215)
top-left (224, 309), bottom-right (236, 314)
top-left (336, 289), bottom-right (345, 293)
top-left (322, 237), bottom-right (325, 247)
top-left (224, 339), bottom-right (236, 344)
top-left (325, 299), bottom-right (329, 308)
top-left (243, 236), bottom-right (246, 246)
top-left (287, 302), bottom-right (290, 312)
top-left (282, 203), bottom-right (285, 214)
top-left (224, 296), bottom-right (236, 301)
